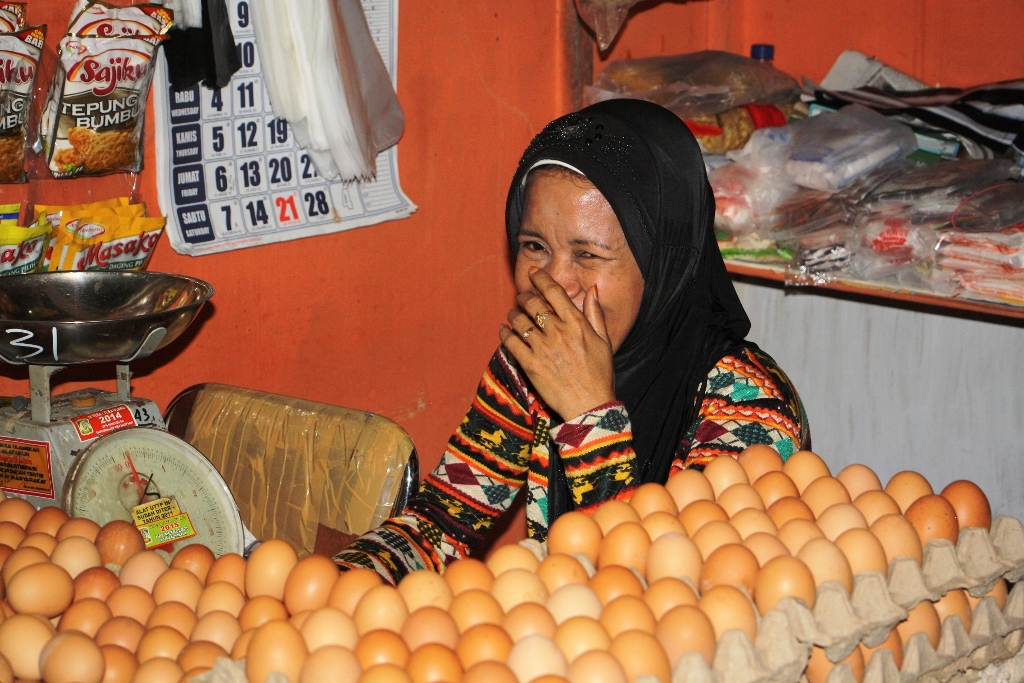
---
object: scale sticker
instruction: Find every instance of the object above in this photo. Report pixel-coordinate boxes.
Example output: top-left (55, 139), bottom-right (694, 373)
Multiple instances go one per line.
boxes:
top-left (139, 512), bottom-right (197, 548)
top-left (73, 405), bottom-right (138, 442)
top-left (0, 436), bottom-right (53, 499)
top-left (132, 497), bottom-right (181, 526)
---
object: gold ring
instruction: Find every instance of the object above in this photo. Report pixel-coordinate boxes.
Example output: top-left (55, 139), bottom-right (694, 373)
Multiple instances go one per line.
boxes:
top-left (521, 326), bottom-right (535, 341)
top-left (535, 311), bottom-right (551, 330)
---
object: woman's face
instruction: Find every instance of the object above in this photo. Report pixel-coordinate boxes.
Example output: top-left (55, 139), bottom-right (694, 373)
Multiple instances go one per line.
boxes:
top-left (515, 169), bottom-right (644, 353)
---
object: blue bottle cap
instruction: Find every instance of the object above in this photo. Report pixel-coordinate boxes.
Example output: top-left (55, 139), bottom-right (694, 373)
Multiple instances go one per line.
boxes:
top-left (750, 44), bottom-right (775, 61)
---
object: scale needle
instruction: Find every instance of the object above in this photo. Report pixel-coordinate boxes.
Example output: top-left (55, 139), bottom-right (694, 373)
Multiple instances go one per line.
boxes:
top-left (124, 451), bottom-right (146, 503)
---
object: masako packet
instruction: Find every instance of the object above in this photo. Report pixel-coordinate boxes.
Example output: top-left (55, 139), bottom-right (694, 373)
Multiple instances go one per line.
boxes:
top-left (49, 206), bottom-right (162, 272)
top-left (67, 1), bottom-right (173, 37)
top-left (0, 220), bottom-right (49, 276)
top-left (33, 196), bottom-right (129, 269)
top-left (0, 26), bottom-right (45, 183)
top-left (40, 34), bottom-right (163, 178)
top-left (0, 3), bottom-right (26, 33)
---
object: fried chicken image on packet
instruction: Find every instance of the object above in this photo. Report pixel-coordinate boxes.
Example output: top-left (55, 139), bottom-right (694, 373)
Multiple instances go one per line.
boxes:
top-left (0, 26), bottom-right (44, 183)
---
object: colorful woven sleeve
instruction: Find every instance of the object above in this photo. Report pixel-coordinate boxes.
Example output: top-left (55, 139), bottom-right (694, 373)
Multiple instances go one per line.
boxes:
top-left (333, 349), bottom-right (538, 584)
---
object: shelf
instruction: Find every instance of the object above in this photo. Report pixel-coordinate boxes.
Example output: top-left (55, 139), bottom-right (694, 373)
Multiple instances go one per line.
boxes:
top-left (725, 260), bottom-right (1024, 323)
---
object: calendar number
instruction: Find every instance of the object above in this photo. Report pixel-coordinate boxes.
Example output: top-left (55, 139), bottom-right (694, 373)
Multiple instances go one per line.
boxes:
top-left (245, 199), bottom-right (269, 227)
top-left (268, 156), bottom-right (293, 184)
top-left (237, 41), bottom-right (256, 69)
top-left (236, 1), bottom-right (250, 28)
top-left (267, 118), bottom-right (288, 145)
top-left (240, 160), bottom-right (262, 188)
top-left (237, 120), bottom-right (257, 148)
top-left (305, 191), bottom-right (330, 217)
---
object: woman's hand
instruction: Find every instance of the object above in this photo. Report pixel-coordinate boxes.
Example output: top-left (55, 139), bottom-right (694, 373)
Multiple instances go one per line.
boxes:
top-left (499, 269), bottom-right (616, 421)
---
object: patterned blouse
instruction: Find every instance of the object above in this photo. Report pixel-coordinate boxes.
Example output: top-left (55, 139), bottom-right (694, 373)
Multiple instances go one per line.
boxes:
top-left (333, 345), bottom-right (809, 583)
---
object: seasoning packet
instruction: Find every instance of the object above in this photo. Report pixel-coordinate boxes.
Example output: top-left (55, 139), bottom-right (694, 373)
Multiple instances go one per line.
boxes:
top-left (33, 197), bottom-right (130, 269)
top-left (0, 203), bottom-right (20, 225)
top-left (0, 219), bottom-right (49, 275)
top-left (40, 35), bottom-right (163, 178)
top-left (68, 1), bottom-right (173, 37)
top-left (0, 3), bottom-right (26, 33)
top-left (48, 205), bottom-right (161, 272)
top-left (0, 26), bottom-right (45, 183)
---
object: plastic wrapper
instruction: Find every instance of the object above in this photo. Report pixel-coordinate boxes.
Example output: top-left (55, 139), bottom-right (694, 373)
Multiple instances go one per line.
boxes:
top-left (951, 182), bottom-right (1024, 233)
top-left (717, 232), bottom-right (793, 265)
top-left (32, 196), bottom-right (130, 269)
top-left (689, 103), bottom-right (789, 153)
top-left (937, 228), bottom-right (1024, 272)
top-left (0, 26), bottom-right (45, 184)
top-left (45, 203), bottom-right (164, 272)
top-left (0, 204), bottom-right (19, 224)
top-left (711, 161), bottom-right (798, 235)
top-left (0, 2), bottom-right (25, 33)
top-left (0, 220), bottom-right (48, 275)
top-left (67, 2), bottom-right (173, 37)
top-left (586, 50), bottom-right (800, 120)
top-left (786, 105), bottom-right (917, 191)
top-left (572, 0), bottom-right (639, 52)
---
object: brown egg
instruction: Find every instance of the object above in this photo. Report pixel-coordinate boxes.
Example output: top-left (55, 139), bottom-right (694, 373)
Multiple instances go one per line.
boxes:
top-left (860, 627), bottom-right (903, 669)
top-left (801, 477), bottom-right (852, 518)
top-left (941, 481), bottom-right (992, 531)
top-left (119, 551), bottom-right (169, 593)
top-left (107, 585), bottom-right (157, 624)
top-left (743, 532), bottom-right (790, 567)
top-left (461, 660), bottom-right (518, 683)
top-left (767, 497), bottom-right (815, 527)
top-left (782, 451), bottom-right (831, 493)
top-left (284, 555), bottom-right (340, 614)
top-left (698, 543), bottom-right (759, 596)
top-left (753, 471), bottom-right (800, 509)
top-left (0, 521), bottom-right (26, 549)
top-left (191, 610), bottom-right (243, 653)
top-left (645, 533), bottom-right (702, 587)
top-left (58, 597), bottom-right (112, 636)
top-left (629, 484), bottom-right (677, 518)
top-left (246, 620), bottom-right (308, 683)
top-left (692, 520), bottom-right (743, 559)
top-left (299, 645), bottom-right (361, 683)
top-left (567, 650), bottom-right (628, 683)
top-left (443, 558), bottom-right (494, 595)
top-left (703, 456), bottom-right (749, 498)
top-left (729, 508), bottom-right (777, 539)
top-left (664, 470), bottom-right (715, 511)
top-left (95, 617), bottom-right (145, 652)
top-left (502, 602), bottom-right (557, 642)
top-left (654, 605), bottom-right (716, 667)
top-left (0, 613), bottom-right (54, 679)
top-left (836, 465), bottom-right (882, 501)
top-left (17, 531), bottom-right (56, 556)
top-left (70, 563), bottom-right (118, 602)
top-left (170, 544), bottom-right (215, 584)
top-left (137, 625), bottom-right (188, 663)
top-left (356, 629), bottom-right (410, 668)
top-left (547, 583), bottom-right (602, 624)
top-left (806, 644), bottom-right (864, 683)
top-left (506, 634), bottom-right (568, 683)
top-left (152, 568), bottom-right (204, 610)
top-left (609, 630), bottom-right (671, 683)
top-left (547, 512), bottom-right (603, 564)
top-left (968, 578), bottom-right (1007, 611)
top-left (0, 543), bottom-right (11, 569)
top-left (589, 566), bottom-right (644, 606)
top-left (905, 495), bottom-right (960, 545)
top-left (600, 595), bottom-right (655, 637)
top-left (56, 518), bottom-right (100, 543)
top-left (753, 556), bottom-right (816, 613)
top-left (885, 471), bottom-right (934, 514)
top-left (300, 606), bottom-right (357, 651)
top-left (592, 501), bottom-right (641, 535)
top-left (132, 657), bottom-right (184, 683)
top-left (698, 585), bottom-right (757, 641)
top-left (1, 546), bottom-right (47, 584)
top-left (816, 503), bottom-right (869, 542)
top-left (642, 577), bottom-right (698, 619)
top-left (406, 643), bottom-right (462, 683)
top-left (553, 616), bottom-right (609, 664)
top-left (8, 562), bottom-right (74, 616)
top-left (491, 568), bottom-right (548, 612)
top-left (797, 538), bottom-right (854, 592)
top-left (0, 499), bottom-right (34, 529)
top-left (737, 444), bottom-right (784, 483)
top-left (147, 601), bottom-right (198, 639)
top-left (934, 589), bottom-right (972, 632)
top-left (245, 539), bottom-right (298, 601)
top-left (717, 484), bottom-right (765, 517)
top-left (40, 631), bottom-right (105, 683)
top-left (177, 640), bottom-right (227, 672)
top-left (640, 512), bottom-right (685, 541)
top-left (679, 500), bottom-right (729, 537)
top-left (896, 600), bottom-right (941, 648)
top-left (835, 528), bottom-right (889, 575)
top-left (777, 518), bottom-right (825, 555)
top-left (205, 553), bottom-right (246, 590)
top-left (290, 610), bottom-right (312, 629)
top-left (232, 628), bottom-right (255, 660)
top-left (853, 490), bottom-right (903, 525)
top-left (398, 569), bottom-right (454, 613)
top-left (196, 581), bottom-right (245, 618)
top-left (238, 595), bottom-right (289, 631)
top-left (456, 623), bottom-right (514, 668)
top-left (487, 544), bottom-right (541, 577)
top-left (597, 522), bottom-right (650, 573)
top-left (538, 554), bottom-right (590, 593)
top-left (870, 514), bottom-right (923, 564)
top-left (50, 536), bottom-right (102, 578)
top-left (101, 644), bottom-right (138, 683)
top-left (329, 568), bottom-right (384, 615)
top-left (449, 589), bottom-right (503, 632)
top-left (94, 521), bottom-right (145, 567)
top-left (359, 663), bottom-right (414, 683)
top-left (402, 606), bottom-right (459, 650)
top-left (354, 585), bottom-right (408, 634)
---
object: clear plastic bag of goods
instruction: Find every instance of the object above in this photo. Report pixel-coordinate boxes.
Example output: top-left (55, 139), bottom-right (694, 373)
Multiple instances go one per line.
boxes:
top-left (951, 182), bottom-right (1024, 232)
top-left (786, 225), bottom-right (856, 286)
top-left (717, 232), bottom-right (794, 264)
top-left (585, 50), bottom-right (800, 120)
top-left (954, 272), bottom-right (1024, 306)
top-left (785, 104), bottom-right (918, 191)
top-left (710, 161), bottom-right (797, 235)
top-left (573, 0), bottom-right (640, 51)
top-left (936, 226), bottom-right (1024, 272)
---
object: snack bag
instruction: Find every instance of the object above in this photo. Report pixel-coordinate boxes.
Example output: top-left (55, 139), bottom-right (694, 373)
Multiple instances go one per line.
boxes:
top-left (0, 203), bottom-right (20, 224)
top-left (40, 35), bottom-right (163, 178)
top-left (68, 2), bottom-right (173, 37)
top-left (49, 207), bottom-right (161, 272)
top-left (46, 204), bottom-right (141, 271)
top-left (0, 26), bottom-right (45, 183)
top-left (0, 220), bottom-right (49, 275)
top-left (0, 3), bottom-right (26, 33)
top-left (33, 197), bottom-right (130, 269)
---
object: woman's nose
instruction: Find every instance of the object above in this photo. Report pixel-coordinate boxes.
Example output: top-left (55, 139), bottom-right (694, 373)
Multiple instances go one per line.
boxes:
top-left (547, 260), bottom-right (584, 304)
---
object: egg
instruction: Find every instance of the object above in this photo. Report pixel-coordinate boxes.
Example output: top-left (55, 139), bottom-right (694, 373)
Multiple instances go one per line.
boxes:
top-left (547, 583), bottom-right (602, 623)
top-left (592, 501), bottom-right (641, 535)
top-left (152, 568), bottom-right (204, 610)
top-left (885, 471), bottom-right (934, 514)
top-left (1, 546), bottom-right (47, 584)
top-left (870, 513), bottom-right (923, 564)
top-left (57, 517), bottom-right (101, 543)
top-left (137, 625), bottom-right (188, 663)
top-left (553, 617), bottom-right (609, 663)
top-left (742, 532), bottom-right (790, 567)
top-left (538, 554), bottom-right (590, 593)
top-left (698, 543), bottom-right (759, 595)
top-left (277, 555), bottom-right (337, 615)
top-left (600, 595), bottom-right (655, 637)
top-left (834, 528), bottom-right (889, 575)
top-left (753, 556), bottom-right (816, 613)
top-left (443, 558), bottom-right (494, 595)
top-left (246, 620), bottom-right (308, 683)
top-left (679, 500), bottom-right (729, 537)
top-left (664, 469), bottom-right (715, 511)
top-left (597, 522), bottom-right (650, 573)
top-left (640, 512), bottom-right (685, 541)
top-left (37, 631), bottom-right (105, 683)
top-left (777, 518), bottom-right (825, 555)
top-left (196, 581), bottom-right (245, 618)
top-left (729, 508), bottom-right (778, 539)
top-left (50, 536), bottom-right (102, 578)
top-left (119, 551), bottom-right (168, 593)
top-left (299, 645), bottom-right (361, 683)
top-left (506, 634), bottom-right (567, 682)
top-left (354, 585), bottom-right (408, 634)
top-left (836, 464), bottom-right (882, 501)
top-left (815, 503), bottom-right (869, 542)
top-left (239, 594), bottom-right (290, 630)
top-left (645, 533), bottom-right (702, 585)
top-left (502, 602), bottom-right (557, 642)
top-left (0, 498), bottom-right (33, 529)
top-left (629, 484), bottom-right (677, 518)
top-left (406, 642), bottom-right (462, 683)
top-left (609, 630), bottom-right (671, 683)
top-left (766, 497), bottom-right (816, 527)
top-left (401, 606), bottom-right (459, 650)
top-left (698, 585), bottom-right (757, 641)
top-left (933, 588), bottom-right (972, 631)
top-left (296, 606), bottom-right (356, 652)
top-left (94, 521), bottom-right (145, 567)
top-left (147, 601), bottom-right (198, 639)
top-left (205, 553), bottom-right (246, 590)
top-left (291, 610), bottom-right (313, 629)
top-left (692, 520), bottom-right (743, 559)
top-left (95, 617), bottom-right (145, 652)
top-left (177, 640), bottom-right (227, 672)
top-left (968, 578), bottom-right (1007, 611)
top-left (330, 568), bottom-right (385, 615)
top-left (491, 568), bottom-right (548, 612)
top-left (737, 444), bottom-right (784, 483)
top-left (461, 660), bottom-right (519, 683)
top-left (801, 477), bottom-right (851, 517)
top-left (702, 456), bottom-right (748, 497)
top-left (717, 484), bottom-right (765, 517)
top-left (18, 531), bottom-right (56, 555)
top-left (589, 566), bottom-right (644, 605)
top-left (896, 599), bottom-right (941, 648)
top-left (642, 577), bottom-right (698, 619)
top-left (359, 663), bottom-right (413, 683)
top-left (0, 522), bottom-right (24, 549)
top-left (398, 569), bottom-right (454, 613)
top-left (456, 623), bottom-right (513, 668)
top-left (356, 629), bottom-right (410, 668)
top-left (0, 613), bottom-right (55, 679)
top-left (170, 544), bottom-right (215, 583)
top-left (904, 494), bottom-right (960, 546)
top-left (547, 513), bottom-right (603, 564)
top-left (75, 566), bottom-right (120, 602)
top-left (752, 472), bottom-right (800, 508)
top-left (654, 604), bottom-right (716, 667)
top-left (487, 544), bottom-right (541, 577)
top-left (100, 644), bottom-right (139, 683)
top-left (782, 451), bottom-right (830, 491)
top-left (940, 480), bottom-right (992, 531)
top-left (107, 585), bottom-right (157, 624)
top-left (232, 628), bottom-right (256, 659)
top-left (859, 627), bottom-right (903, 669)
top-left (797, 538), bottom-right (854, 592)
top-left (449, 589), bottom-right (504, 632)
top-left (806, 644), bottom-right (864, 683)
top-left (567, 650), bottom-right (628, 683)
top-left (245, 539), bottom-right (298, 600)
top-left (8, 562), bottom-right (74, 616)
top-left (58, 597), bottom-right (112, 636)
top-left (853, 490), bottom-right (903, 525)
top-left (191, 610), bottom-right (242, 653)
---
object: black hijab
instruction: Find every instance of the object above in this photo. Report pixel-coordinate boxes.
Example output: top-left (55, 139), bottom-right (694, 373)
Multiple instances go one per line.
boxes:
top-left (505, 99), bottom-right (752, 519)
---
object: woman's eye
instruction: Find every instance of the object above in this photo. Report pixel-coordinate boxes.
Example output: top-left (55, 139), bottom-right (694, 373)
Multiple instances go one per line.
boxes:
top-left (520, 241), bottom-right (546, 252)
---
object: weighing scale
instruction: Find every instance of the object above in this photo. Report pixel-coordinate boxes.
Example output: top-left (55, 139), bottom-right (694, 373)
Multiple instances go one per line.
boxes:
top-left (0, 272), bottom-right (246, 559)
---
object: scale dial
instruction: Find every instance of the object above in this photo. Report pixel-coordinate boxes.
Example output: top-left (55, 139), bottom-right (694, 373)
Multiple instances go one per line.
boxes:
top-left (63, 428), bottom-right (244, 559)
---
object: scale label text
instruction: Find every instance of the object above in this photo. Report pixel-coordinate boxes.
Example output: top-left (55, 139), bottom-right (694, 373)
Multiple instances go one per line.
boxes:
top-left (73, 405), bottom-right (138, 442)
top-left (0, 436), bottom-right (53, 499)
top-left (139, 511), bottom-right (197, 548)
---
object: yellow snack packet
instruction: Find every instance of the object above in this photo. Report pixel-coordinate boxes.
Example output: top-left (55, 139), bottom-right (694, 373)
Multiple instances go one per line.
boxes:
top-left (0, 203), bottom-right (20, 225)
top-left (52, 210), bottom-right (165, 272)
top-left (34, 197), bottom-right (132, 270)
top-left (0, 219), bottom-right (50, 276)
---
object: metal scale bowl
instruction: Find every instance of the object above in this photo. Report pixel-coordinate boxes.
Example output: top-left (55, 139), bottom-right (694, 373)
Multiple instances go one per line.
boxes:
top-left (0, 272), bottom-right (245, 558)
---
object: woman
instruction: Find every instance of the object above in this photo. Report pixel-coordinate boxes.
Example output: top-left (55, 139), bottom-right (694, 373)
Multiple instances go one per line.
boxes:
top-left (334, 99), bottom-right (809, 583)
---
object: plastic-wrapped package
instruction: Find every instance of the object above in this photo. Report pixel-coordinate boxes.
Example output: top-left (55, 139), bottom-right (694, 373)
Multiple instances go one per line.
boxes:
top-left (786, 225), bottom-right (856, 285)
top-left (710, 162), bottom-right (798, 235)
top-left (951, 182), bottom-right (1024, 232)
top-left (572, 0), bottom-right (639, 52)
top-left (586, 51), bottom-right (800, 120)
top-left (936, 227), bottom-right (1024, 274)
top-left (786, 105), bottom-right (918, 191)
top-left (0, 26), bottom-right (44, 184)
top-left (717, 232), bottom-right (793, 264)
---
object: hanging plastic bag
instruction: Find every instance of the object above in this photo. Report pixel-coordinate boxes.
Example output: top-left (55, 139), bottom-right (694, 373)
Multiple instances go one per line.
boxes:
top-left (573, 0), bottom-right (639, 52)
top-left (0, 26), bottom-right (45, 184)
top-left (0, 3), bottom-right (25, 33)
